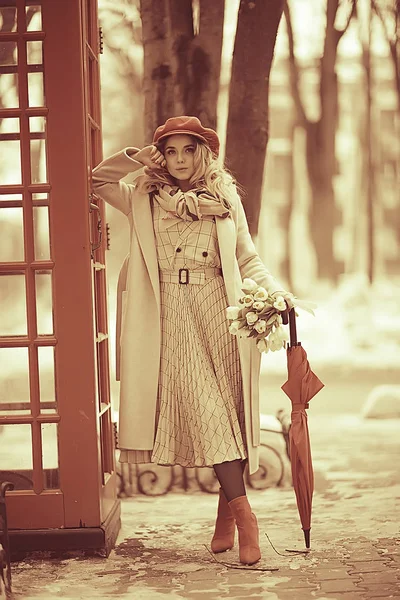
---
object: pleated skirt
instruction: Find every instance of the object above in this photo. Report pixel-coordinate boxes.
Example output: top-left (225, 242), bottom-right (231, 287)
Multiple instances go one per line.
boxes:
top-left (119, 275), bottom-right (247, 468)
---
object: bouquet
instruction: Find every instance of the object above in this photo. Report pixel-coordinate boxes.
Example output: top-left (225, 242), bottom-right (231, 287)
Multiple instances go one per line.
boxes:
top-left (226, 278), bottom-right (291, 353)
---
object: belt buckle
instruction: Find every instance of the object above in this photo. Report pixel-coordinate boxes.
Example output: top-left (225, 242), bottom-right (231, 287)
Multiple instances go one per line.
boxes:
top-left (178, 268), bottom-right (189, 284)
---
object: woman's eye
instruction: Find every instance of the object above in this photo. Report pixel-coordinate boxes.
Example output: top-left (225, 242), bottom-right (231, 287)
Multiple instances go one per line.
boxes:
top-left (186, 147), bottom-right (195, 153)
top-left (166, 150), bottom-right (175, 156)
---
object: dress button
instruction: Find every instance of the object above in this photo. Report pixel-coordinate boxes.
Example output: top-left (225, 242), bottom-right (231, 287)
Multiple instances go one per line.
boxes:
top-left (176, 247), bottom-right (182, 253)
top-left (202, 251), bottom-right (208, 257)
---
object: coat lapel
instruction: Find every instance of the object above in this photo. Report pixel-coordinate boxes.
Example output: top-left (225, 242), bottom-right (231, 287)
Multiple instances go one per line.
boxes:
top-left (131, 192), bottom-right (160, 311)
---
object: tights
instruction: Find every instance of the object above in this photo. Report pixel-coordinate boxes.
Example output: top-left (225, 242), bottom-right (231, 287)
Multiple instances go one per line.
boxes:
top-left (213, 459), bottom-right (247, 502)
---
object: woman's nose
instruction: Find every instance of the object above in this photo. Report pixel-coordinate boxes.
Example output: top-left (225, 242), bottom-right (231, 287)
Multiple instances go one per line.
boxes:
top-left (177, 152), bottom-right (185, 163)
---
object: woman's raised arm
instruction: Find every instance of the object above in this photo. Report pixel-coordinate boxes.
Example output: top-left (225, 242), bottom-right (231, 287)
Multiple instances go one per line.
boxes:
top-left (92, 146), bottom-right (166, 215)
top-left (92, 148), bottom-right (144, 216)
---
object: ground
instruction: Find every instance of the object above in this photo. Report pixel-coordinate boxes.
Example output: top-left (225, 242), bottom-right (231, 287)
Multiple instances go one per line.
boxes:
top-left (8, 410), bottom-right (400, 600)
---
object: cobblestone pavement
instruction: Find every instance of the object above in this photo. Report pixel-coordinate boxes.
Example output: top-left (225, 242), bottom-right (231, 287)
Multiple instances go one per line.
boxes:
top-left (9, 415), bottom-right (400, 600)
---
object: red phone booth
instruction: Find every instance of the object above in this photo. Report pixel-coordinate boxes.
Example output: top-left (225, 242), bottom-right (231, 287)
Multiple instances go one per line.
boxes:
top-left (0, 0), bottom-right (119, 555)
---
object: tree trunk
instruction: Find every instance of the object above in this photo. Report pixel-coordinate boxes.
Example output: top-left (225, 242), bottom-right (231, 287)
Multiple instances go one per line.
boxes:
top-left (225, 0), bottom-right (284, 236)
top-left (373, 0), bottom-right (400, 114)
top-left (307, 0), bottom-right (342, 280)
top-left (284, 0), bottom-right (353, 281)
top-left (168, 0), bottom-right (224, 128)
top-left (140, 0), bottom-right (224, 140)
top-left (397, 1), bottom-right (400, 109)
top-left (389, 0), bottom-right (400, 113)
top-left (186, 0), bottom-right (224, 128)
top-left (167, 0), bottom-right (194, 116)
top-left (360, 0), bottom-right (375, 282)
top-left (140, 0), bottom-right (175, 142)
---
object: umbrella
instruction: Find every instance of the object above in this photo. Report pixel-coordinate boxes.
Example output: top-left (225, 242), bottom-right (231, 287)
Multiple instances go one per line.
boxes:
top-left (281, 309), bottom-right (324, 548)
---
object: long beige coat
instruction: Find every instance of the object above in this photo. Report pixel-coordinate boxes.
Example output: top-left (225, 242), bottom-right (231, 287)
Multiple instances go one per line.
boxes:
top-left (92, 149), bottom-right (284, 474)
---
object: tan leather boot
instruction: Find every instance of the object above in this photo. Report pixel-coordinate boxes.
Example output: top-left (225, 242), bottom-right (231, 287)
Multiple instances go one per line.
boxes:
top-left (228, 495), bottom-right (261, 565)
top-left (211, 489), bottom-right (235, 553)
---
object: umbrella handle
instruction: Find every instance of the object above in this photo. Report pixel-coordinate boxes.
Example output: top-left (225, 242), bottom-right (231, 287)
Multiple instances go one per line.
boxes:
top-left (288, 308), bottom-right (300, 347)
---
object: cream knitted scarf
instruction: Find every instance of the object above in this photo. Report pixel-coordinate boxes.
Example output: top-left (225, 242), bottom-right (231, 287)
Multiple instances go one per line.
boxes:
top-left (153, 184), bottom-right (231, 222)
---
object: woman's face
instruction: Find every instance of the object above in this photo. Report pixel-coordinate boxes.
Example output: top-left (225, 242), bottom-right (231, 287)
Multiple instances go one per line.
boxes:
top-left (163, 134), bottom-right (196, 185)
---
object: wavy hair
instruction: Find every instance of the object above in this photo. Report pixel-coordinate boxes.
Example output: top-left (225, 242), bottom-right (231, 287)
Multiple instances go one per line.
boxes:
top-left (136, 137), bottom-right (239, 209)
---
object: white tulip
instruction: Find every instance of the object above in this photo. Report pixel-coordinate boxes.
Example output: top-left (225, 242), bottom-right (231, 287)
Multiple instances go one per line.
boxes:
top-left (254, 288), bottom-right (268, 301)
top-left (226, 306), bottom-right (240, 320)
top-left (246, 311), bottom-right (258, 325)
top-left (254, 319), bottom-right (267, 333)
top-left (273, 295), bottom-right (287, 311)
top-left (275, 325), bottom-right (289, 341)
top-left (253, 301), bottom-right (265, 311)
top-left (257, 338), bottom-right (269, 353)
top-left (229, 320), bottom-right (241, 335)
top-left (242, 294), bottom-right (254, 307)
top-left (242, 278), bottom-right (259, 292)
top-left (268, 329), bottom-right (284, 351)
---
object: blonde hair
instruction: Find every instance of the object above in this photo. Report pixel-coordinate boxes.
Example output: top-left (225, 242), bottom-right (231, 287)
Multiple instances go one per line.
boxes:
top-left (137, 137), bottom-right (238, 209)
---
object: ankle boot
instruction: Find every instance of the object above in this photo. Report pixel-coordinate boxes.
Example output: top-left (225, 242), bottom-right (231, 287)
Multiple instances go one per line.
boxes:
top-left (211, 489), bottom-right (235, 553)
top-left (228, 495), bottom-right (261, 565)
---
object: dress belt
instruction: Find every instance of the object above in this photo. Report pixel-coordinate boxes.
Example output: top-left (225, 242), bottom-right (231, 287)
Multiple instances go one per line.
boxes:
top-left (159, 267), bottom-right (222, 285)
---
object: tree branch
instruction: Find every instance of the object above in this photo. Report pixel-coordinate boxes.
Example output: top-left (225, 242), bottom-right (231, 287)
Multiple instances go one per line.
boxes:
top-left (371, 0), bottom-right (393, 45)
top-left (372, 0), bottom-right (400, 107)
top-left (335, 0), bottom-right (357, 43)
top-left (284, 0), bottom-right (308, 126)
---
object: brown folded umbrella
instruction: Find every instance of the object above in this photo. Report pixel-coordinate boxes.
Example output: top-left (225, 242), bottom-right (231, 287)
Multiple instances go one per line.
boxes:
top-left (281, 309), bottom-right (324, 548)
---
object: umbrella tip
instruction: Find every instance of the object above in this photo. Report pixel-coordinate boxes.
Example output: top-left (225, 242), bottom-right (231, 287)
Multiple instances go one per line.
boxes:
top-left (303, 528), bottom-right (311, 549)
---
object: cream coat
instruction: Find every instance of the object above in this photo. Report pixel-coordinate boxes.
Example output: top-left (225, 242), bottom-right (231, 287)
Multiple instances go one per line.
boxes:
top-left (92, 149), bottom-right (284, 474)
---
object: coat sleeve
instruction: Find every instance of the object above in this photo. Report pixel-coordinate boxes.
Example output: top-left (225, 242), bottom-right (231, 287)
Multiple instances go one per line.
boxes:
top-left (235, 193), bottom-right (286, 295)
top-left (92, 148), bottom-right (144, 216)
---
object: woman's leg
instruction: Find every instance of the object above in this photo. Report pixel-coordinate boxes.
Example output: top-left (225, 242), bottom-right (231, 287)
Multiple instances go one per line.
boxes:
top-left (213, 459), bottom-right (261, 565)
top-left (213, 459), bottom-right (246, 502)
top-left (210, 459), bottom-right (246, 553)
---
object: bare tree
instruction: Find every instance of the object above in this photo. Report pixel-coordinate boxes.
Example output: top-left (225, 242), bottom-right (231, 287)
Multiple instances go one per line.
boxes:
top-left (284, 0), bottom-right (356, 280)
top-left (368, 0), bottom-right (400, 278)
top-left (225, 0), bottom-right (285, 236)
top-left (139, 0), bottom-right (224, 140)
top-left (358, 0), bottom-right (375, 282)
top-left (140, 0), bottom-right (176, 141)
top-left (168, 0), bottom-right (224, 128)
top-left (372, 0), bottom-right (400, 112)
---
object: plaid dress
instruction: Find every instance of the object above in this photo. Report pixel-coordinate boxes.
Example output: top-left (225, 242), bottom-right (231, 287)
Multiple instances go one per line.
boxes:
top-left (119, 198), bottom-right (247, 467)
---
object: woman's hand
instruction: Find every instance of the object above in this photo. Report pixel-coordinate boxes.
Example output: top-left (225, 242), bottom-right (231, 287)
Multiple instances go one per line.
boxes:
top-left (271, 291), bottom-right (295, 310)
top-left (134, 145), bottom-right (166, 169)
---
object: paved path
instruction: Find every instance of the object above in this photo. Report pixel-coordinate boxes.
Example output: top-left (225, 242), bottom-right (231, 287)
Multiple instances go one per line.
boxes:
top-left (9, 415), bottom-right (400, 599)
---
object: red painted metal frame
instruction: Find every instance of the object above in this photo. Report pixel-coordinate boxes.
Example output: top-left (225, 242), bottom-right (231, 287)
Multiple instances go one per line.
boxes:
top-left (0, 0), bottom-right (117, 533)
top-left (81, 0), bottom-right (117, 521)
top-left (0, 0), bottom-right (54, 505)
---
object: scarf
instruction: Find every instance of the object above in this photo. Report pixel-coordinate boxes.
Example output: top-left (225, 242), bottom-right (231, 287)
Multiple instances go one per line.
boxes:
top-left (153, 185), bottom-right (231, 222)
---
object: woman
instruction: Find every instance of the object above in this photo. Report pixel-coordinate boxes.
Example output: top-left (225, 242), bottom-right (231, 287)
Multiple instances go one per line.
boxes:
top-left (92, 116), bottom-right (292, 565)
